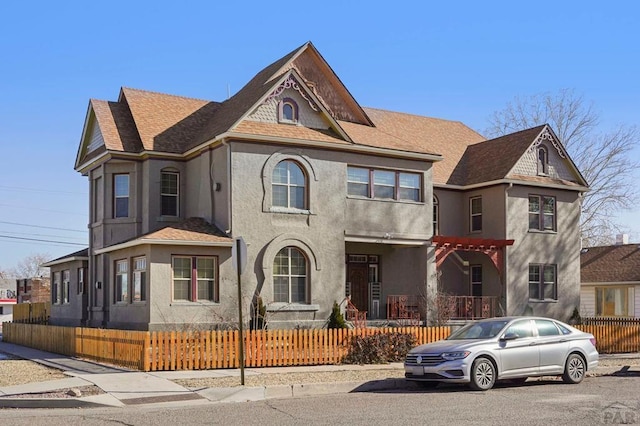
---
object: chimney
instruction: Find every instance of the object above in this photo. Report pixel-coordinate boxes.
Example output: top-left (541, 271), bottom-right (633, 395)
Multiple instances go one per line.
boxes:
top-left (615, 234), bottom-right (629, 245)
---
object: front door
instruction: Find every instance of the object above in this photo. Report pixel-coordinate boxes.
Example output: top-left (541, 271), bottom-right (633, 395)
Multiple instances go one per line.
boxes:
top-left (348, 263), bottom-right (369, 313)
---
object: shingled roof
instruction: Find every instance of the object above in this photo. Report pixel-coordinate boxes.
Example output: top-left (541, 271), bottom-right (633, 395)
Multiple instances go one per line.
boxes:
top-left (581, 244), bottom-right (640, 283)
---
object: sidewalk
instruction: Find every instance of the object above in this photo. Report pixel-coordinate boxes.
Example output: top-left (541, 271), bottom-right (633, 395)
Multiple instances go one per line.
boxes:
top-left (0, 341), bottom-right (408, 409)
top-left (0, 340), bottom-right (638, 409)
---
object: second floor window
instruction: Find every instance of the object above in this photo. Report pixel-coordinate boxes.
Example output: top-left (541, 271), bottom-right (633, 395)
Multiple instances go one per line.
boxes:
top-left (529, 195), bottom-right (556, 231)
top-left (347, 166), bottom-right (422, 202)
top-left (279, 98), bottom-right (298, 123)
top-left (273, 160), bottom-right (306, 209)
top-left (161, 172), bottom-right (179, 216)
top-left (114, 174), bottom-right (129, 218)
top-left (470, 196), bottom-right (482, 232)
top-left (471, 265), bottom-right (482, 297)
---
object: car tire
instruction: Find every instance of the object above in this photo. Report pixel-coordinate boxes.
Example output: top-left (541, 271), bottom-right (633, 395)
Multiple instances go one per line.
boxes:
top-left (417, 381), bottom-right (439, 389)
top-left (469, 357), bottom-right (496, 391)
top-left (562, 353), bottom-right (586, 384)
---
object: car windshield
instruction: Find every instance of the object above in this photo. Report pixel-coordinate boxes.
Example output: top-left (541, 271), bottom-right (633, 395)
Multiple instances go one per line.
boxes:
top-left (447, 320), bottom-right (509, 340)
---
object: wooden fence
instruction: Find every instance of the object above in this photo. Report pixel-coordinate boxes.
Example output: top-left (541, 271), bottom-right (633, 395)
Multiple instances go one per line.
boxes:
top-left (3, 323), bottom-right (450, 371)
top-left (3, 322), bottom-right (640, 372)
top-left (12, 302), bottom-right (50, 324)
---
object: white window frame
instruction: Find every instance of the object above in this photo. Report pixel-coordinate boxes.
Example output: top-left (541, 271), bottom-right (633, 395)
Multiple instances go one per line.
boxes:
top-left (272, 160), bottom-right (307, 210)
top-left (52, 271), bottom-right (61, 304)
top-left (273, 247), bottom-right (308, 304)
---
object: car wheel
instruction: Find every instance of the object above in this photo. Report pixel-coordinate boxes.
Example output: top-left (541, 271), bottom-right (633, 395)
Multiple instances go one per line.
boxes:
top-left (417, 381), bottom-right (439, 389)
top-left (562, 353), bottom-right (586, 384)
top-left (469, 357), bottom-right (496, 391)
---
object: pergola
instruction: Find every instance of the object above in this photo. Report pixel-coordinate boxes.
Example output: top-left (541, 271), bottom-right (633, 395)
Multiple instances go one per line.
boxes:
top-left (432, 236), bottom-right (514, 275)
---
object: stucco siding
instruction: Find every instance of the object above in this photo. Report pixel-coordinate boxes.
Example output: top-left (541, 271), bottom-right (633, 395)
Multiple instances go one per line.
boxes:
top-left (505, 185), bottom-right (581, 320)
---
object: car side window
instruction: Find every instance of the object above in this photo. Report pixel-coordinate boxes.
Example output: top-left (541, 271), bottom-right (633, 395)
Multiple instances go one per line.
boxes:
top-left (505, 320), bottom-right (534, 338)
top-left (535, 320), bottom-right (561, 336)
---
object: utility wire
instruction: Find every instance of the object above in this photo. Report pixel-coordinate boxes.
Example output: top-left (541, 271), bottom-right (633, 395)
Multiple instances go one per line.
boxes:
top-left (0, 185), bottom-right (87, 195)
top-left (0, 203), bottom-right (86, 216)
top-left (0, 234), bottom-right (86, 246)
top-left (0, 230), bottom-right (87, 241)
top-left (0, 221), bottom-right (87, 233)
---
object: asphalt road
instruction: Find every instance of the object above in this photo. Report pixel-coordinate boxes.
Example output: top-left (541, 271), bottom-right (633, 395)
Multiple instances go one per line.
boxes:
top-left (2, 375), bottom-right (639, 425)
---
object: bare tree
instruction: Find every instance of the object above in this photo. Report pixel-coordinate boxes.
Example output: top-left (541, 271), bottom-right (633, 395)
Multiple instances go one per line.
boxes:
top-left (486, 89), bottom-right (640, 246)
top-left (10, 253), bottom-right (51, 278)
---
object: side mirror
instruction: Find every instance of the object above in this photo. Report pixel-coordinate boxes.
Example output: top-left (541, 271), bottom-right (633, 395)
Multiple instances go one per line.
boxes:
top-left (500, 332), bottom-right (518, 341)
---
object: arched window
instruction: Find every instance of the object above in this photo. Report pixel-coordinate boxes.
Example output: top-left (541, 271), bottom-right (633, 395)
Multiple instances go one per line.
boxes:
top-left (537, 146), bottom-right (549, 175)
top-left (279, 98), bottom-right (298, 123)
top-left (272, 160), bottom-right (306, 209)
top-left (273, 246), bottom-right (308, 303)
top-left (433, 195), bottom-right (439, 236)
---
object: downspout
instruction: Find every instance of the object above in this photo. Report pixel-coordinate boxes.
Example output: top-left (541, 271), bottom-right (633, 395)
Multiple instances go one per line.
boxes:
top-left (502, 183), bottom-right (513, 316)
top-left (222, 139), bottom-right (232, 236)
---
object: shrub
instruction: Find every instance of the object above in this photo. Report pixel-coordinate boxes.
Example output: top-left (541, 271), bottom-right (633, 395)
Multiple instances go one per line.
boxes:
top-left (327, 301), bottom-right (347, 329)
top-left (342, 332), bottom-right (416, 364)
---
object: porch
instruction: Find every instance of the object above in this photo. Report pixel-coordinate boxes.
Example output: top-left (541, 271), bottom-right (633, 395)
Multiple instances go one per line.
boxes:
top-left (385, 294), bottom-right (500, 323)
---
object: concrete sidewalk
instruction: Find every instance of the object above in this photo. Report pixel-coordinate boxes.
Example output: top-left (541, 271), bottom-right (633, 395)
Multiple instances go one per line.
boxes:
top-left (0, 340), bottom-right (638, 409)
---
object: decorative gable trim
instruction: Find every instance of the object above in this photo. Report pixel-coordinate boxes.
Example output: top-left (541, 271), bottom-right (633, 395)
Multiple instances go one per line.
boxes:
top-left (264, 75), bottom-right (320, 113)
top-left (528, 126), bottom-right (566, 159)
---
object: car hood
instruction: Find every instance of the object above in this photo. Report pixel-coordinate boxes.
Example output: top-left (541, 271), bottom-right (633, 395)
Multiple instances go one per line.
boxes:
top-left (409, 339), bottom-right (492, 354)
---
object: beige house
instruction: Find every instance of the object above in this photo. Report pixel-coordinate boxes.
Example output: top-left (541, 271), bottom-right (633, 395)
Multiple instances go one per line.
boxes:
top-left (45, 42), bottom-right (588, 330)
top-left (580, 237), bottom-right (640, 317)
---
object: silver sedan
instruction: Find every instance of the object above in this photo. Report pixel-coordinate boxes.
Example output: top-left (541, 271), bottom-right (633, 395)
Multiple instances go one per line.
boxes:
top-left (404, 316), bottom-right (599, 391)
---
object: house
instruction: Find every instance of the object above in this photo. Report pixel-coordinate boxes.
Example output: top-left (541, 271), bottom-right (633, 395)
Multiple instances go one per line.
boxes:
top-left (44, 42), bottom-right (588, 330)
top-left (0, 278), bottom-right (17, 325)
top-left (15, 277), bottom-right (52, 303)
top-left (580, 235), bottom-right (640, 317)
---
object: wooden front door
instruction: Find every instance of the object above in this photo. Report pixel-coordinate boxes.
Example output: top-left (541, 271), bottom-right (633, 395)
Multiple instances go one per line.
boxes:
top-left (348, 263), bottom-right (369, 313)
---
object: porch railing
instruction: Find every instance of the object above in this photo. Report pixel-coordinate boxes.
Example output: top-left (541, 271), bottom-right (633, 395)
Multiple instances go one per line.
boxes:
top-left (439, 295), bottom-right (499, 320)
top-left (387, 295), bottom-right (421, 325)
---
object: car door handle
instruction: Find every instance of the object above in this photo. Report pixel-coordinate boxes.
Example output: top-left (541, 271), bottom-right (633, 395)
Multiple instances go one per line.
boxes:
top-left (529, 342), bottom-right (538, 346)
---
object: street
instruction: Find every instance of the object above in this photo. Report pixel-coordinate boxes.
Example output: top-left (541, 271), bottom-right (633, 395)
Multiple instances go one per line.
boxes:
top-left (1, 375), bottom-right (639, 425)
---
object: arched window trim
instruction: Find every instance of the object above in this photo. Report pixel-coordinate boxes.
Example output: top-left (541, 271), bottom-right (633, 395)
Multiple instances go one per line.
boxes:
top-left (261, 234), bottom-right (321, 312)
top-left (262, 151), bottom-right (317, 215)
top-left (278, 98), bottom-right (299, 124)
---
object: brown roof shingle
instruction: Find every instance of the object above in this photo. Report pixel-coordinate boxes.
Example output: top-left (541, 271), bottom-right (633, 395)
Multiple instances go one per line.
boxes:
top-left (141, 217), bottom-right (231, 244)
top-left (581, 244), bottom-right (640, 283)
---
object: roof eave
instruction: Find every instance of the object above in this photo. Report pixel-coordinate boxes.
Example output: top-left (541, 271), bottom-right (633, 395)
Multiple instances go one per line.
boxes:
top-left (94, 238), bottom-right (234, 255)
top-left (434, 179), bottom-right (589, 192)
top-left (41, 256), bottom-right (89, 267)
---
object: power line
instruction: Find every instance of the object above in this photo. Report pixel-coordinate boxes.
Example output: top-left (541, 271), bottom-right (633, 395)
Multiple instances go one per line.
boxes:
top-left (0, 221), bottom-right (87, 233)
top-left (0, 234), bottom-right (86, 246)
top-left (0, 185), bottom-right (87, 195)
top-left (0, 230), bottom-right (87, 242)
top-left (0, 204), bottom-right (86, 216)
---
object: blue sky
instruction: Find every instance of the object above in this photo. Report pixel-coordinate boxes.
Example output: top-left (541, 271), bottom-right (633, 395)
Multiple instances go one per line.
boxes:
top-left (1, 1), bottom-right (638, 273)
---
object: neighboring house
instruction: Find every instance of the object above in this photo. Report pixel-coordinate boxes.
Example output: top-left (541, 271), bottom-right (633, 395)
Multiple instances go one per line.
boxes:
top-left (580, 236), bottom-right (640, 317)
top-left (45, 42), bottom-right (588, 330)
top-left (15, 277), bottom-right (51, 303)
top-left (0, 279), bottom-right (17, 325)
top-left (40, 249), bottom-right (88, 324)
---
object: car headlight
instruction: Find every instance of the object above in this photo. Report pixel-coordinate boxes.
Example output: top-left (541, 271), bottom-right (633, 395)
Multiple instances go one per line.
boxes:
top-left (441, 351), bottom-right (470, 361)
